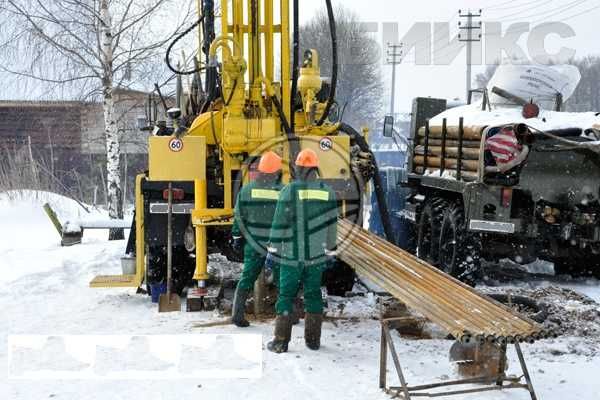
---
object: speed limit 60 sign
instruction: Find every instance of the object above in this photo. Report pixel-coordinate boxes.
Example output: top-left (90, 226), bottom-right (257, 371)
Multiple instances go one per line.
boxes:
top-left (319, 137), bottom-right (333, 151)
top-left (168, 137), bottom-right (184, 152)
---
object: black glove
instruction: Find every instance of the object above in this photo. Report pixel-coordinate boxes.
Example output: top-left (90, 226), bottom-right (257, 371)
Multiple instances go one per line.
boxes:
top-left (264, 252), bottom-right (276, 272)
top-left (232, 236), bottom-right (244, 253)
top-left (324, 254), bottom-right (337, 271)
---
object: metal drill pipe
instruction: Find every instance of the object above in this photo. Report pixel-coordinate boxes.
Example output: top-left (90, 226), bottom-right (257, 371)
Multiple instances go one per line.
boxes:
top-left (344, 237), bottom-right (508, 338)
top-left (340, 241), bottom-right (499, 339)
top-left (341, 235), bottom-right (498, 335)
top-left (338, 223), bottom-right (533, 335)
top-left (343, 251), bottom-right (473, 340)
top-left (337, 220), bottom-right (543, 341)
top-left (340, 220), bottom-right (540, 333)
top-left (343, 240), bottom-right (542, 340)
top-left (338, 228), bottom-right (542, 340)
top-left (346, 233), bottom-right (540, 336)
top-left (339, 247), bottom-right (473, 337)
top-left (338, 225), bottom-right (499, 335)
top-left (365, 225), bottom-right (542, 329)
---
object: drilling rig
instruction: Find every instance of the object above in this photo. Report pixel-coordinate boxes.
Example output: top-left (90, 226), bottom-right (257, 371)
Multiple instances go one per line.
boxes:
top-left (89, 0), bottom-right (393, 308)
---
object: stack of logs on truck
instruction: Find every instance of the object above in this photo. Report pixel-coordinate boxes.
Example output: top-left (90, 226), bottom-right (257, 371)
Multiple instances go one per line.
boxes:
top-left (383, 97), bottom-right (600, 283)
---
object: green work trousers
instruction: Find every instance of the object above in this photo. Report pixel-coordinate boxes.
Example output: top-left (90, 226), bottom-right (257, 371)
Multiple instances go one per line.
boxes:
top-left (237, 244), bottom-right (279, 291)
top-left (276, 263), bottom-right (324, 315)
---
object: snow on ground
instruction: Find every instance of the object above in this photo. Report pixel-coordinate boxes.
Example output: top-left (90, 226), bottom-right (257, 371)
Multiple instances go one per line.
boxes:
top-left (2, 191), bottom-right (600, 399)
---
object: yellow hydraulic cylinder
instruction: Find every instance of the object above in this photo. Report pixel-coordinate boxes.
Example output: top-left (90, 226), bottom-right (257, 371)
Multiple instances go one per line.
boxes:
top-left (193, 179), bottom-right (210, 282)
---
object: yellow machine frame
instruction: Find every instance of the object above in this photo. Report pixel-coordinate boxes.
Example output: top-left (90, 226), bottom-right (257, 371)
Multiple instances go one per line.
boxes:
top-left (91, 0), bottom-right (362, 290)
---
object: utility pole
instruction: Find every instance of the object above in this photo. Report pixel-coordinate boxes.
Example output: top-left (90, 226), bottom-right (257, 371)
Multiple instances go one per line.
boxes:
top-left (459, 9), bottom-right (482, 102)
top-left (386, 42), bottom-right (403, 117)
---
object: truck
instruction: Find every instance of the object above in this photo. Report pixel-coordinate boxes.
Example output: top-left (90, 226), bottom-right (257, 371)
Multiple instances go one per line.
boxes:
top-left (377, 95), bottom-right (600, 282)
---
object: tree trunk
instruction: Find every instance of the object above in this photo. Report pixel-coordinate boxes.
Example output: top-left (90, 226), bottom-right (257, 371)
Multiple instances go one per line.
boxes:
top-left (101, 0), bottom-right (123, 240)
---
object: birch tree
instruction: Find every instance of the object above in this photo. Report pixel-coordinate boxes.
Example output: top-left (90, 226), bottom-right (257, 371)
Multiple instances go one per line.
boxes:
top-left (0, 0), bottom-right (192, 239)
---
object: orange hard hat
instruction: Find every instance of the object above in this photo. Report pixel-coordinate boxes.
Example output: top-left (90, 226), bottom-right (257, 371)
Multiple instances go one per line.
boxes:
top-left (295, 148), bottom-right (319, 167)
top-left (257, 151), bottom-right (282, 173)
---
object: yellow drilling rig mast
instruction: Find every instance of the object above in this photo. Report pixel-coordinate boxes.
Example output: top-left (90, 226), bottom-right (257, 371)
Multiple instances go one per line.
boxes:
top-left (90, 0), bottom-right (393, 307)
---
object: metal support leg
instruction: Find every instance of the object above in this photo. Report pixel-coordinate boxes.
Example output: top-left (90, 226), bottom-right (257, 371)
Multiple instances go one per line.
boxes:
top-left (496, 342), bottom-right (507, 386)
top-left (380, 322), bottom-right (388, 389)
top-left (383, 322), bottom-right (411, 400)
top-left (515, 342), bottom-right (538, 400)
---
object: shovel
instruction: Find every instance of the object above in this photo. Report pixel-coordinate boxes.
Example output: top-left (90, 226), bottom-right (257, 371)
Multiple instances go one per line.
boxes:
top-left (159, 183), bottom-right (181, 312)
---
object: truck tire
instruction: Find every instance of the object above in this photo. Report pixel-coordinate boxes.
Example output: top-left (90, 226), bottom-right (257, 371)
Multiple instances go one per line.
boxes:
top-left (438, 202), bottom-right (481, 285)
top-left (416, 198), bottom-right (447, 265)
top-left (554, 258), bottom-right (600, 278)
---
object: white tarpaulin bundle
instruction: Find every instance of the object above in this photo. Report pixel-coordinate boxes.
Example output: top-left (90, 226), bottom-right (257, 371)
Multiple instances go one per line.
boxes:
top-left (487, 64), bottom-right (581, 110)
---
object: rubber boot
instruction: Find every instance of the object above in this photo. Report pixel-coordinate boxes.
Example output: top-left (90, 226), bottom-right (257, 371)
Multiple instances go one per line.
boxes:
top-left (267, 315), bottom-right (292, 353)
top-left (304, 313), bottom-right (323, 350)
top-left (231, 287), bottom-right (250, 327)
top-left (290, 298), bottom-right (302, 325)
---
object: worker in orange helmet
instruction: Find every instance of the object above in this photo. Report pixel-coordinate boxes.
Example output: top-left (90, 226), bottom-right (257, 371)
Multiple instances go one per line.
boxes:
top-left (231, 150), bottom-right (283, 327)
top-left (266, 148), bottom-right (338, 352)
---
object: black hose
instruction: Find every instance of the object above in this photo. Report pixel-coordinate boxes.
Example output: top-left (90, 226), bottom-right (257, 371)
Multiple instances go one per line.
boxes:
top-left (165, 15), bottom-right (206, 75)
top-left (317, 0), bottom-right (338, 126)
top-left (271, 94), bottom-right (299, 178)
top-left (487, 293), bottom-right (549, 323)
top-left (339, 123), bottom-right (394, 242)
top-left (290, 0), bottom-right (300, 133)
top-left (203, 0), bottom-right (218, 106)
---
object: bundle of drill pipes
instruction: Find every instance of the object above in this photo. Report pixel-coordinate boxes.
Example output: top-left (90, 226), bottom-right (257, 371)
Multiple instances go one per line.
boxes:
top-left (337, 219), bottom-right (550, 344)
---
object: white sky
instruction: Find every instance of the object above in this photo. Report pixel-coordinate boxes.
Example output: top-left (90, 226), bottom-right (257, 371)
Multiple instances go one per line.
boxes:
top-left (299, 0), bottom-right (600, 112)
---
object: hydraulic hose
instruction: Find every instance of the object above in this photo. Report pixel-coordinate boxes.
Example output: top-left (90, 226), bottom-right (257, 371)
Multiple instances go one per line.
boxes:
top-left (317, 0), bottom-right (338, 126)
top-left (339, 123), bottom-right (394, 242)
top-left (261, 77), bottom-right (299, 179)
top-left (165, 15), bottom-right (206, 75)
top-left (290, 0), bottom-right (300, 133)
top-left (487, 293), bottom-right (548, 323)
top-left (272, 94), bottom-right (299, 178)
top-left (203, 0), bottom-right (218, 106)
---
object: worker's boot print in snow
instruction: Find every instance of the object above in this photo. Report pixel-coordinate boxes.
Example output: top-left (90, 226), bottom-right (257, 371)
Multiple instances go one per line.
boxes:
top-left (231, 287), bottom-right (250, 327)
top-left (304, 313), bottom-right (323, 350)
top-left (267, 315), bottom-right (292, 353)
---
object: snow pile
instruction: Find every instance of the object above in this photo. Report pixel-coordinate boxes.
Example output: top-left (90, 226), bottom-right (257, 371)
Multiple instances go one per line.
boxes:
top-left (0, 190), bottom-right (108, 283)
top-left (428, 64), bottom-right (600, 133)
top-left (431, 103), bottom-right (600, 133)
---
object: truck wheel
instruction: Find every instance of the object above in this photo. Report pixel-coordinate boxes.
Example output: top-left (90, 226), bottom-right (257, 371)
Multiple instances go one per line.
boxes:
top-left (438, 202), bottom-right (481, 285)
top-left (554, 258), bottom-right (599, 278)
top-left (416, 198), bottom-right (447, 265)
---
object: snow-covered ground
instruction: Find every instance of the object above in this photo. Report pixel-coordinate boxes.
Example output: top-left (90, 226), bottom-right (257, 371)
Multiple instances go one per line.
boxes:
top-left (1, 191), bottom-right (600, 399)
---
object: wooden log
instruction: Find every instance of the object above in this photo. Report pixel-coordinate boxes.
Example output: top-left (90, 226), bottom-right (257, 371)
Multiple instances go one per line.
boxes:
top-left (418, 125), bottom-right (485, 140)
top-left (414, 145), bottom-right (480, 160)
top-left (413, 155), bottom-right (479, 171)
